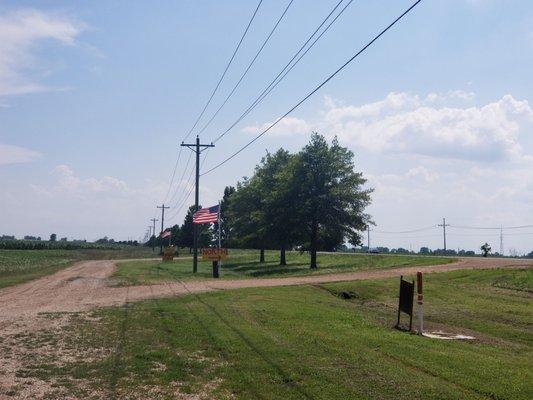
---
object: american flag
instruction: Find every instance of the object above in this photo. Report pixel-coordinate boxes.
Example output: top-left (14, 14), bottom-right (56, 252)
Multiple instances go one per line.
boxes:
top-left (193, 204), bottom-right (220, 224)
top-left (160, 230), bottom-right (171, 239)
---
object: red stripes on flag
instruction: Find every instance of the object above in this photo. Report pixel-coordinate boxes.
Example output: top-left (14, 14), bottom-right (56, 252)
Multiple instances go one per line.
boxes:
top-left (193, 204), bottom-right (220, 224)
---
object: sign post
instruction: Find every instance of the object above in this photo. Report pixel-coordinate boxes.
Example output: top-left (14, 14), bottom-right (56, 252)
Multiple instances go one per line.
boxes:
top-left (202, 248), bottom-right (228, 278)
top-left (417, 271), bottom-right (424, 335)
top-left (396, 275), bottom-right (414, 331)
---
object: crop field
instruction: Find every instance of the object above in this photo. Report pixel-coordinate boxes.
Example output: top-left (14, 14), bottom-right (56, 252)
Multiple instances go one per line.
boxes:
top-left (112, 249), bottom-right (454, 285)
top-left (8, 268), bottom-right (531, 399)
top-left (0, 247), bottom-right (155, 289)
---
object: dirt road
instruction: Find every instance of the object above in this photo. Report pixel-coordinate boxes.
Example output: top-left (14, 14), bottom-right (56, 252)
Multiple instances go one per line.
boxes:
top-left (1, 257), bottom-right (531, 318)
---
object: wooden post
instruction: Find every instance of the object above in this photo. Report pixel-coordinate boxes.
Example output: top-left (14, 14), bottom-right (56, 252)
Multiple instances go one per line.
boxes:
top-left (409, 279), bottom-right (414, 332)
top-left (396, 275), bottom-right (402, 328)
top-left (212, 260), bottom-right (219, 278)
top-left (417, 271), bottom-right (424, 335)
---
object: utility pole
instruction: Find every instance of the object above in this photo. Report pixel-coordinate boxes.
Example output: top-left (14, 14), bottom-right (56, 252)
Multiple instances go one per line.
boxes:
top-left (499, 225), bottom-right (504, 256)
top-left (438, 218), bottom-right (450, 252)
top-left (181, 136), bottom-right (215, 273)
top-left (367, 225), bottom-right (371, 252)
top-left (156, 204), bottom-right (169, 254)
top-left (150, 218), bottom-right (158, 252)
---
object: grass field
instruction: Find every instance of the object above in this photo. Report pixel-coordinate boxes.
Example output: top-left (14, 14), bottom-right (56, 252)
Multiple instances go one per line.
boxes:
top-left (14, 268), bottom-right (532, 399)
top-left (0, 247), bottom-right (156, 289)
top-left (112, 249), bottom-right (454, 285)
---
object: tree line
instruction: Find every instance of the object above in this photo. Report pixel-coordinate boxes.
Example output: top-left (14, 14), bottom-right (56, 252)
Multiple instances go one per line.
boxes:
top-left (154, 133), bottom-right (372, 269)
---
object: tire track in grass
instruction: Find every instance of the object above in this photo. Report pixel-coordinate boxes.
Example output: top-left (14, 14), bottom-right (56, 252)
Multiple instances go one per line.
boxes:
top-left (178, 280), bottom-right (316, 400)
top-left (310, 285), bottom-right (493, 400)
top-left (169, 279), bottom-right (267, 400)
top-left (109, 286), bottom-right (130, 399)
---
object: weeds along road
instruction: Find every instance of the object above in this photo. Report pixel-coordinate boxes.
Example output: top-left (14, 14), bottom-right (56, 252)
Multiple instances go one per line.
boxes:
top-left (1, 256), bottom-right (532, 318)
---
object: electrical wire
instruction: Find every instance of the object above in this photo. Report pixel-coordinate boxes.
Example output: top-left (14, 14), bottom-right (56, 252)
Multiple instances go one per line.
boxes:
top-left (208, 0), bottom-right (348, 144)
top-left (167, 151), bottom-right (193, 206)
top-left (195, 0), bottom-right (295, 137)
top-left (373, 226), bottom-right (437, 234)
top-left (449, 224), bottom-right (533, 230)
top-left (183, 0), bottom-right (263, 141)
top-left (202, 0), bottom-right (424, 175)
top-left (162, 147), bottom-right (183, 204)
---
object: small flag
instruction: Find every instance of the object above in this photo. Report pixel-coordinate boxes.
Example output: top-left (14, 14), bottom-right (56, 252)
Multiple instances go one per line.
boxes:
top-left (160, 230), bottom-right (171, 239)
top-left (193, 204), bottom-right (220, 224)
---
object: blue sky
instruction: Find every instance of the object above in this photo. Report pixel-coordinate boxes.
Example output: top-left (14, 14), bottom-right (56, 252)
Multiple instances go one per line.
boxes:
top-left (1, 0), bottom-right (532, 254)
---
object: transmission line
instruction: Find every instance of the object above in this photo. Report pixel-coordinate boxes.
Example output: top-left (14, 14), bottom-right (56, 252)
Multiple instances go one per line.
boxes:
top-left (449, 224), bottom-right (533, 230)
top-left (207, 0), bottom-right (348, 145)
top-left (202, 0), bottom-right (424, 176)
top-left (195, 0), bottom-right (295, 137)
top-left (162, 1), bottom-right (262, 207)
top-left (183, 0), bottom-right (263, 142)
top-left (373, 226), bottom-right (437, 234)
top-left (167, 151), bottom-right (193, 206)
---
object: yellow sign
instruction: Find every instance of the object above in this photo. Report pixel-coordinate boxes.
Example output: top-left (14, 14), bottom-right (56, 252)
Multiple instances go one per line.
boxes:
top-left (162, 246), bottom-right (175, 262)
top-left (202, 248), bottom-right (228, 261)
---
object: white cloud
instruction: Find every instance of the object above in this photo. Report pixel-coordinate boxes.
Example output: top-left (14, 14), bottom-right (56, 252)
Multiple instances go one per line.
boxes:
top-left (49, 164), bottom-right (132, 197)
top-left (248, 92), bottom-right (533, 163)
top-left (324, 92), bottom-right (532, 162)
top-left (0, 9), bottom-right (84, 97)
top-left (0, 142), bottom-right (41, 165)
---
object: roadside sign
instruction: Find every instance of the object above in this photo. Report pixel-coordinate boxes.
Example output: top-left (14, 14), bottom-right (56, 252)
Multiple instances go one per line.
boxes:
top-left (162, 246), bottom-right (175, 262)
top-left (396, 275), bottom-right (414, 331)
top-left (202, 248), bottom-right (228, 261)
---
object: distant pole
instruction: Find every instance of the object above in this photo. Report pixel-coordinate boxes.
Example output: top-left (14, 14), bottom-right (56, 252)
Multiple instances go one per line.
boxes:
top-left (499, 225), bottom-right (504, 256)
top-left (438, 218), bottom-right (450, 251)
top-left (367, 225), bottom-right (371, 252)
top-left (156, 204), bottom-right (169, 254)
top-left (417, 271), bottom-right (424, 335)
top-left (150, 218), bottom-right (158, 252)
top-left (181, 136), bottom-right (214, 273)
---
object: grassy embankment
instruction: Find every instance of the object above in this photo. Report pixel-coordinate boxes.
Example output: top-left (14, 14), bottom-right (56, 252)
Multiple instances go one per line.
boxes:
top-left (112, 249), bottom-right (454, 285)
top-left (0, 247), bottom-right (155, 289)
top-left (11, 268), bottom-right (531, 399)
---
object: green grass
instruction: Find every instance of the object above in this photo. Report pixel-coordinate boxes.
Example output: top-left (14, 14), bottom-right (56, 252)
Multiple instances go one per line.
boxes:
top-left (14, 268), bottom-right (532, 399)
top-left (0, 247), bottom-right (156, 289)
top-left (112, 249), bottom-right (454, 285)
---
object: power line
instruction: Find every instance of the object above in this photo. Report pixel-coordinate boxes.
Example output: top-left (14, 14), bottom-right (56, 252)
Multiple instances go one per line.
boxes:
top-left (449, 224), bottom-right (533, 230)
top-left (183, 0), bottom-right (263, 142)
top-left (167, 150), bottom-right (193, 206)
top-left (202, 0), bottom-right (424, 176)
top-left (208, 0), bottom-right (349, 145)
top-left (373, 226), bottom-right (437, 234)
top-left (162, 147), bottom-right (183, 204)
top-left (195, 0), bottom-right (295, 137)
top-left (162, 1), bottom-right (262, 206)
top-left (166, 149), bottom-right (212, 226)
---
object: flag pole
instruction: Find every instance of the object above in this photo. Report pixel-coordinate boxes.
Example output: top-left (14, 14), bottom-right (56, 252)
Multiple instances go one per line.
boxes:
top-left (218, 200), bottom-right (222, 266)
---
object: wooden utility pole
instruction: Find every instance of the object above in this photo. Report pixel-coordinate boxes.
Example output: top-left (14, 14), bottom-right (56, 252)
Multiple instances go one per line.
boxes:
top-left (150, 218), bottom-right (158, 252)
top-left (181, 136), bottom-right (214, 273)
top-left (438, 218), bottom-right (450, 251)
top-left (156, 205), bottom-right (169, 254)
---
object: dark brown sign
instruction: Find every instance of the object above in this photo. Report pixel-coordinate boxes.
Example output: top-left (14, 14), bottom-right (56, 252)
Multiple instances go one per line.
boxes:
top-left (396, 275), bottom-right (414, 331)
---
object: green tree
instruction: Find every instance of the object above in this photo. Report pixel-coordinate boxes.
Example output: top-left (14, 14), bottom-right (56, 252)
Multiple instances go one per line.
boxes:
top-left (481, 242), bottom-right (491, 257)
top-left (228, 177), bottom-right (270, 262)
top-left (49, 233), bottom-right (57, 242)
top-left (292, 133), bottom-right (372, 269)
top-left (254, 149), bottom-right (300, 265)
top-left (213, 186), bottom-right (235, 247)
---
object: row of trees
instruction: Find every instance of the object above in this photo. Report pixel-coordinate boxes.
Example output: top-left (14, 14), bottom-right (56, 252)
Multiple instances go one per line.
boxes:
top-left (152, 133), bottom-right (372, 269)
